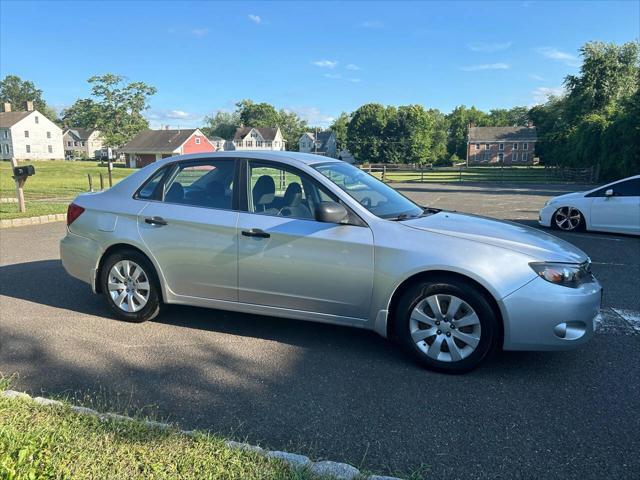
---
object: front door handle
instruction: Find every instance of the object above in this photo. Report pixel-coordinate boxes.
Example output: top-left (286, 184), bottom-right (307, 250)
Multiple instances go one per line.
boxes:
top-left (145, 216), bottom-right (168, 226)
top-left (241, 228), bottom-right (270, 238)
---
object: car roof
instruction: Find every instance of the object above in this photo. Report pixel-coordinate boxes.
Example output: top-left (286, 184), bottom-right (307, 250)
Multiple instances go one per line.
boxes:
top-left (151, 150), bottom-right (343, 168)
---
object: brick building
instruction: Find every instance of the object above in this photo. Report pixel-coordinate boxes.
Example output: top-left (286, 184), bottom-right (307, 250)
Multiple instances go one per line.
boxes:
top-left (466, 126), bottom-right (537, 165)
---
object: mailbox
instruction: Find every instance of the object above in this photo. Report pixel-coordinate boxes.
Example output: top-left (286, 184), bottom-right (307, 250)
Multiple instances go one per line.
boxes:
top-left (13, 165), bottom-right (36, 177)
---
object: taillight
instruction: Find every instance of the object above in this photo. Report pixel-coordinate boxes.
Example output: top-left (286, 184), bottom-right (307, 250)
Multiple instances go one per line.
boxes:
top-left (67, 203), bottom-right (85, 226)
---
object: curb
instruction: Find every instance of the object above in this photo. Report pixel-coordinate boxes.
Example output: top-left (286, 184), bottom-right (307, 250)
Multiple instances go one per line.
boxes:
top-left (1, 389), bottom-right (402, 480)
top-left (0, 213), bottom-right (66, 229)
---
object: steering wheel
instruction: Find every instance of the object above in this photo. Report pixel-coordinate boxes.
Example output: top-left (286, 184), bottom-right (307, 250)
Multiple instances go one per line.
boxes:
top-left (360, 197), bottom-right (372, 208)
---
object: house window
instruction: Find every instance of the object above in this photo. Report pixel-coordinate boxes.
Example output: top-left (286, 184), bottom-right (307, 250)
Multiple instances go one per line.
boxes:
top-left (195, 137), bottom-right (201, 145)
top-left (475, 143), bottom-right (480, 150)
top-left (24, 130), bottom-right (29, 138)
top-left (513, 143), bottom-right (519, 149)
top-left (513, 152), bottom-right (518, 161)
top-left (236, 141), bottom-right (242, 147)
top-left (499, 143), bottom-right (504, 150)
top-left (274, 141), bottom-right (279, 147)
top-left (523, 143), bottom-right (529, 150)
top-left (47, 131), bottom-right (51, 139)
top-left (81, 141), bottom-right (85, 146)
top-left (74, 141), bottom-right (79, 146)
top-left (26, 145), bottom-right (31, 153)
top-left (48, 145), bottom-right (53, 153)
top-left (2, 130), bottom-right (8, 139)
top-left (35, 116), bottom-right (39, 124)
top-left (522, 153), bottom-right (528, 162)
top-left (257, 141), bottom-right (263, 147)
top-left (67, 141), bottom-right (72, 146)
top-left (251, 132), bottom-right (258, 138)
top-left (266, 141), bottom-right (272, 147)
top-left (498, 153), bottom-right (504, 162)
top-left (485, 144), bottom-right (490, 150)
top-left (246, 141), bottom-right (253, 147)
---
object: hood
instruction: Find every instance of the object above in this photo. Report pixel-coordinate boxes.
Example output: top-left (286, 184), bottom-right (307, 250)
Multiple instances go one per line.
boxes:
top-left (547, 191), bottom-right (586, 205)
top-left (403, 211), bottom-right (588, 263)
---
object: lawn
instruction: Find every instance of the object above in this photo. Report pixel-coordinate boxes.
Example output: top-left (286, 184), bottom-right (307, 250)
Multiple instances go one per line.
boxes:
top-left (0, 392), bottom-right (310, 480)
top-left (0, 161), bottom-right (135, 220)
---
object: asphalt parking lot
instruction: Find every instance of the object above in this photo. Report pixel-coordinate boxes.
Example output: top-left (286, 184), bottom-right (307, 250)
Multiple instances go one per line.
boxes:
top-left (1, 182), bottom-right (639, 479)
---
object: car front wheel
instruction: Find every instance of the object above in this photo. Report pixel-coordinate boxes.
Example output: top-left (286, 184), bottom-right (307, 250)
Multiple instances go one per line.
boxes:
top-left (552, 206), bottom-right (584, 231)
top-left (100, 250), bottom-right (161, 323)
top-left (395, 277), bottom-right (499, 373)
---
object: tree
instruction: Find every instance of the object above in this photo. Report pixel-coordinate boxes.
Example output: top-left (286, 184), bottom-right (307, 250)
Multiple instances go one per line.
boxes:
top-left (87, 74), bottom-right (157, 147)
top-left (347, 103), bottom-right (393, 163)
top-left (329, 112), bottom-right (350, 151)
top-left (60, 98), bottom-right (102, 129)
top-left (236, 99), bottom-right (280, 127)
top-left (201, 111), bottom-right (239, 139)
top-left (445, 106), bottom-right (490, 159)
top-left (0, 74), bottom-right (58, 121)
top-left (277, 108), bottom-right (308, 151)
top-left (488, 106), bottom-right (529, 127)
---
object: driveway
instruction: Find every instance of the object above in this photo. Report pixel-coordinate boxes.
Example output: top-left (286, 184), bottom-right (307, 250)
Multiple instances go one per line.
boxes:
top-left (1, 183), bottom-right (638, 479)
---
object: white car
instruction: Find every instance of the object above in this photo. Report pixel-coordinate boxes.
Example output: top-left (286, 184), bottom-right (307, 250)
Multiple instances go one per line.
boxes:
top-left (539, 175), bottom-right (640, 235)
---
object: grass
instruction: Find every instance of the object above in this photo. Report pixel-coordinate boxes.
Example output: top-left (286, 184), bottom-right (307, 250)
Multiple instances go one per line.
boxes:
top-left (0, 160), bottom-right (134, 220)
top-left (0, 393), bottom-right (313, 480)
top-left (365, 166), bottom-right (569, 184)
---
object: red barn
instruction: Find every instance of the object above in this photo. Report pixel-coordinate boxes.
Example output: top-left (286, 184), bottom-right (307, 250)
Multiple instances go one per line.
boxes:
top-left (120, 128), bottom-right (215, 168)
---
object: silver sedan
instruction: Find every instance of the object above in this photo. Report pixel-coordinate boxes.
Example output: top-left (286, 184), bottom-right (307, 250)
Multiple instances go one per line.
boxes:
top-left (60, 152), bottom-right (602, 373)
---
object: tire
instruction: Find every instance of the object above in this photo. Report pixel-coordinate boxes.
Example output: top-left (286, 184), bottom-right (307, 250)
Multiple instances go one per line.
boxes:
top-left (394, 276), bottom-right (499, 373)
top-left (552, 206), bottom-right (584, 232)
top-left (100, 249), bottom-right (162, 323)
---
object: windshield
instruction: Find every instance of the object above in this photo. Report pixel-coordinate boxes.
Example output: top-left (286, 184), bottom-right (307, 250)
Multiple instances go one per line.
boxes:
top-left (314, 162), bottom-right (424, 219)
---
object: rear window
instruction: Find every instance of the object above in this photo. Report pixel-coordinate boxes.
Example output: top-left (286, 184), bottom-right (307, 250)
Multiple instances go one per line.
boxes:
top-left (136, 168), bottom-right (167, 199)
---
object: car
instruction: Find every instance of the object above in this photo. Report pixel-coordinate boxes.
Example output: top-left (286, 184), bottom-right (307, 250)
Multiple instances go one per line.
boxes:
top-left (60, 152), bottom-right (602, 373)
top-left (539, 175), bottom-right (640, 235)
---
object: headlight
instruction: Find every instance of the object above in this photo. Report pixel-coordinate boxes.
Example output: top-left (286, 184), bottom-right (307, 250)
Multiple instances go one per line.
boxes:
top-left (529, 262), bottom-right (592, 288)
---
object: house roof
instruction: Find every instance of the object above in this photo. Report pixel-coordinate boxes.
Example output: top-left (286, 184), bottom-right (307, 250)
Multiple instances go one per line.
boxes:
top-left (0, 111), bottom-right (32, 128)
top-left (468, 126), bottom-right (537, 142)
top-left (300, 130), bottom-right (335, 151)
top-left (120, 129), bottom-right (198, 153)
top-left (64, 127), bottom-right (97, 140)
top-left (208, 135), bottom-right (225, 141)
top-left (233, 127), bottom-right (281, 141)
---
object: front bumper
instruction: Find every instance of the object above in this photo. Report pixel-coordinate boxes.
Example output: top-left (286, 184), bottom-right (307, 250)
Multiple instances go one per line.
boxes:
top-left (538, 204), bottom-right (555, 227)
top-left (60, 231), bottom-right (102, 291)
top-left (500, 275), bottom-right (601, 351)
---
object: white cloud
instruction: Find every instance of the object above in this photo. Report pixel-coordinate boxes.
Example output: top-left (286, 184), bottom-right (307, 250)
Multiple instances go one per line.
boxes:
top-left (313, 60), bottom-right (338, 68)
top-left (248, 14), bottom-right (261, 24)
top-left (147, 109), bottom-right (204, 128)
top-left (324, 73), bottom-right (342, 79)
top-left (534, 47), bottom-right (580, 67)
top-left (191, 28), bottom-right (209, 37)
top-left (346, 64), bottom-right (362, 71)
top-left (360, 20), bottom-right (383, 28)
top-left (459, 63), bottom-right (510, 71)
top-left (532, 86), bottom-right (564, 103)
top-left (166, 110), bottom-right (190, 119)
top-left (348, 78), bottom-right (361, 83)
top-left (285, 106), bottom-right (335, 127)
top-left (529, 74), bottom-right (546, 81)
top-left (468, 41), bottom-right (513, 53)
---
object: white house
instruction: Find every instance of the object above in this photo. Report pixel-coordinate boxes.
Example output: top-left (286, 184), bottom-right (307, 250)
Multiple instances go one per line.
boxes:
top-left (0, 102), bottom-right (64, 160)
top-left (231, 127), bottom-right (286, 151)
top-left (63, 128), bottom-right (105, 159)
top-left (298, 130), bottom-right (337, 157)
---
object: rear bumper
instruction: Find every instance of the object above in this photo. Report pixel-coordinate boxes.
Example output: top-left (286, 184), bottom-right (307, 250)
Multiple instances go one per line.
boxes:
top-left (501, 276), bottom-right (601, 351)
top-left (60, 231), bottom-right (102, 292)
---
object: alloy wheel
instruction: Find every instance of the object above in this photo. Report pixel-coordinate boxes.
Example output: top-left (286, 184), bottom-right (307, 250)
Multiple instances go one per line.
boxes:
top-left (108, 260), bottom-right (151, 312)
top-left (410, 294), bottom-right (482, 362)
top-left (554, 207), bottom-right (582, 231)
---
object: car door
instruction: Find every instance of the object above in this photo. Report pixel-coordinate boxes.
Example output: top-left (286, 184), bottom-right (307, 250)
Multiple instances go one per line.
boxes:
top-left (237, 159), bottom-right (374, 320)
top-left (589, 178), bottom-right (640, 234)
top-left (136, 158), bottom-right (239, 301)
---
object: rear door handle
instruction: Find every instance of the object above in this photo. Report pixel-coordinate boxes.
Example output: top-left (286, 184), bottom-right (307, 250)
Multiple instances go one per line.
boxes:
top-left (241, 228), bottom-right (270, 238)
top-left (145, 216), bottom-right (168, 226)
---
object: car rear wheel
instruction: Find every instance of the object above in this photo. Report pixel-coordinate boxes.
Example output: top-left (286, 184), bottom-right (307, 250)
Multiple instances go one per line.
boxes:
top-left (100, 250), bottom-right (161, 323)
top-left (394, 277), bottom-right (499, 373)
top-left (553, 206), bottom-right (584, 231)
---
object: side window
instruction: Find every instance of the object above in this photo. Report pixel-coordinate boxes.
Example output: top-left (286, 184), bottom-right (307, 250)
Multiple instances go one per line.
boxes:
top-left (248, 162), bottom-right (335, 220)
top-left (137, 168), bottom-right (167, 199)
top-left (163, 160), bottom-right (235, 209)
top-left (612, 179), bottom-right (640, 197)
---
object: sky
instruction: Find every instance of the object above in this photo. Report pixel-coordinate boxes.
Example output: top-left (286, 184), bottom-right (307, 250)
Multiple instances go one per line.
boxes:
top-left (1, 0), bottom-right (638, 128)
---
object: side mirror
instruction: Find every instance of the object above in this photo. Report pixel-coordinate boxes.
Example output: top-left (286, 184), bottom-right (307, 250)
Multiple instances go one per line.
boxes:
top-left (605, 189), bottom-right (614, 197)
top-left (315, 201), bottom-right (349, 224)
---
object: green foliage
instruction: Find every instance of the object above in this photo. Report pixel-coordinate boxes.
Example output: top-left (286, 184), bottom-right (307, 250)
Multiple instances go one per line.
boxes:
top-left (532, 41), bottom-right (639, 180)
top-left (329, 112), bottom-right (350, 151)
top-left (0, 74), bottom-right (58, 122)
top-left (347, 103), bottom-right (391, 163)
top-left (201, 110), bottom-right (239, 140)
top-left (445, 105), bottom-right (490, 158)
top-left (87, 74), bottom-right (157, 148)
top-left (60, 98), bottom-right (102, 129)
